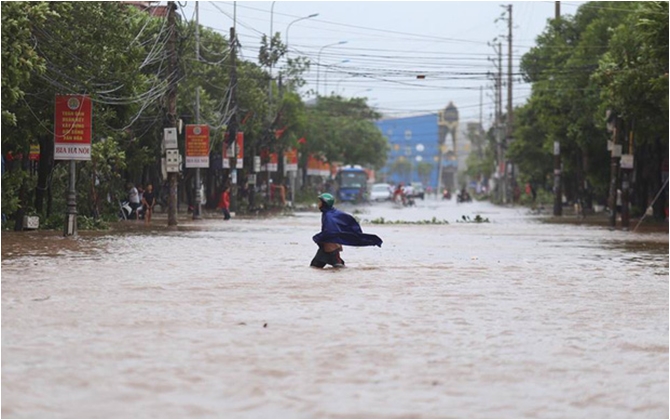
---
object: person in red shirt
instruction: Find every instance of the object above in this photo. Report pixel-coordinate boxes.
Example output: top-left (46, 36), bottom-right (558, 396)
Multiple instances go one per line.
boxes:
top-left (218, 186), bottom-right (231, 220)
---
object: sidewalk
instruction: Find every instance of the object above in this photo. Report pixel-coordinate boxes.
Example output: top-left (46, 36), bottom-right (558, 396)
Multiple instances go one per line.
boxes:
top-left (540, 206), bottom-right (668, 235)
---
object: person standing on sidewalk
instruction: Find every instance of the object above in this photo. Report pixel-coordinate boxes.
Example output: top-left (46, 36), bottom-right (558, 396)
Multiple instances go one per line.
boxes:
top-left (127, 183), bottom-right (140, 220)
top-left (142, 183), bottom-right (156, 224)
top-left (218, 186), bottom-right (231, 220)
top-left (310, 193), bottom-right (382, 268)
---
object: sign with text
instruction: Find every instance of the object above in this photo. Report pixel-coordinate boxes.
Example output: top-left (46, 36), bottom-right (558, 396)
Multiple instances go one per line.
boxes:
top-left (284, 148), bottom-right (298, 171)
top-left (223, 132), bottom-right (244, 169)
top-left (185, 124), bottom-right (210, 168)
top-left (54, 95), bottom-right (92, 160)
top-left (29, 144), bottom-right (40, 161)
top-left (306, 154), bottom-right (331, 176)
top-left (261, 150), bottom-right (278, 172)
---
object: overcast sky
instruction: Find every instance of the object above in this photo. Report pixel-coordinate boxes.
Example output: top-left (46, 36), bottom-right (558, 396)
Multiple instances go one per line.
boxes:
top-left (183, 1), bottom-right (586, 125)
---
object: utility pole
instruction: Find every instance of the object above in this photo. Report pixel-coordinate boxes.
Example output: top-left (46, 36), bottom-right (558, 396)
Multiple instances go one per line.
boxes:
top-left (228, 26), bottom-right (239, 213)
top-left (607, 111), bottom-right (620, 228)
top-left (553, 1), bottom-right (562, 216)
top-left (498, 41), bottom-right (505, 203)
top-left (506, 4), bottom-right (513, 203)
top-left (621, 122), bottom-right (633, 229)
top-left (166, 1), bottom-right (179, 226)
top-left (193, 1), bottom-right (202, 220)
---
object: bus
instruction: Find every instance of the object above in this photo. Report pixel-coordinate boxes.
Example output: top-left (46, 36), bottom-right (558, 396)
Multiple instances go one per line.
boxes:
top-left (335, 165), bottom-right (369, 202)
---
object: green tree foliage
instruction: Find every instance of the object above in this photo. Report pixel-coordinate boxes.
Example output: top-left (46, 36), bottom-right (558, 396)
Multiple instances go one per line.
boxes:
top-left (513, 1), bottom-right (668, 214)
top-left (416, 162), bottom-right (434, 187)
top-left (1, 2), bottom-right (53, 127)
top-left (302, 95), bottom-right (388, 169)
top-left (1, 4), bottom-right (394, 227)
top-left (390, 159), bottom-right (411, 179)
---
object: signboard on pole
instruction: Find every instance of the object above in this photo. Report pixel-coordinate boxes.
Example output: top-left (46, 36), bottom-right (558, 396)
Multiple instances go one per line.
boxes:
top-left (29, 144), bottom-right (40, 161)
top-left (54, 95), bottom-right (92, 160)
top-left (223, 132), bottom-right (244, 169)
top-left (185, 124), bottom-right (210, 168)
top-left (261, 152), bottom-right (278, 172)
top-left (620, 154), bottom-right (634, 169)
top-left (284, 148), bottom-right (298, 171)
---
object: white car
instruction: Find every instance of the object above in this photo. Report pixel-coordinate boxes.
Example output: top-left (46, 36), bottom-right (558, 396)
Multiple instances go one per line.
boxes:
top-left (370, 183), bottom-right (392, 201)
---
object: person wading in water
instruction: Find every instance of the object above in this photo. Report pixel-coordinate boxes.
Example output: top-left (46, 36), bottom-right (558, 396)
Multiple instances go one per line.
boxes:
top-left (310, 193), bottom-right (382, 268)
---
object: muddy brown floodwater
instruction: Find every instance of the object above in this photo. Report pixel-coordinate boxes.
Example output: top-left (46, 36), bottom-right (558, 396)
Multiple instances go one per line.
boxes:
top-left (2, 198), bottom-right (668, 418)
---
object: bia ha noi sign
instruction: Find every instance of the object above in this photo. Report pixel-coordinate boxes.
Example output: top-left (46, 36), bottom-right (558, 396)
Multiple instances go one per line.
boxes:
top-left (54, 95), bottom-right (92, 160)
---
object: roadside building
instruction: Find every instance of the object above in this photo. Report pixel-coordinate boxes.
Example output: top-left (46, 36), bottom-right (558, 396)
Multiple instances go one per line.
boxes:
top-left (375, 103), bottom-right (471, 192)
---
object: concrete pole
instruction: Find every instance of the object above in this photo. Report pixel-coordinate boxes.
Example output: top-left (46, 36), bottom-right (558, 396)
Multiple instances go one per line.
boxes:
top-left (553, 1), bottom-right (562, 216)
top-left (167, 1), bottom-right (179, 226)
top-left (193, 1), bottom-right (202, 220)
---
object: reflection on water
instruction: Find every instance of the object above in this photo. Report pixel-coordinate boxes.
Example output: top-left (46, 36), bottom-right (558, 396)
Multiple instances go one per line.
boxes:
top-left (2, 199), bottom-right (668, 418)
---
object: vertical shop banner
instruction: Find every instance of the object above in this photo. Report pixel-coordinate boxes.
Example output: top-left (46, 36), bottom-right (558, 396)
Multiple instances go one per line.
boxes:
top-left (29, 144), bottom-right (40, 161)
top-left (307, 154), bottom-right (330, 176)
top-left (54, 95), bottom-right (92, 160)
top-left (185, 124), bottom-right (210, 168)
top-left (223, 132), bottom-right (244, 169)
top-left (284, 148), bottom-right (298, 171)
top-left (260, 149), bottom-right (278, 172)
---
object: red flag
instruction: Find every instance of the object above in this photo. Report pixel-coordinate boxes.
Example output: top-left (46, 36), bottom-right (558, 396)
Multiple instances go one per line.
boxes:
top-left (298, 137), bottom-right (306, 144)
top-left (275, 127), bottom-right (287, 139)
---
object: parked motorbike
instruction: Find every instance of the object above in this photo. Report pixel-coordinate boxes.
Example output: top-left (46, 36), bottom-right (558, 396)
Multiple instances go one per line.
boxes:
top-left (118, 200), bottom-right (143, 220)
top-left (442, 189), bottom-right (452, 200)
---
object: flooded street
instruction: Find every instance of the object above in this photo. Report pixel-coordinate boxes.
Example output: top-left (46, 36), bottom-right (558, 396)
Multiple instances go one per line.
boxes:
top-left (2, 198), bottom-right (668, 418)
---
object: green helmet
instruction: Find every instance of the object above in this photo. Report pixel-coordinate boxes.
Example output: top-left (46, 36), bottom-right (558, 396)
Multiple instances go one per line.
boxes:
top-left (318, 192), bottom-right (335, 208)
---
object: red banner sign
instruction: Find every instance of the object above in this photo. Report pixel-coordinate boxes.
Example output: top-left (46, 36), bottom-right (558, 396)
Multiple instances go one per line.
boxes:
top-left (284, 148), bottom-right (298, 171)
top-left (29, 144), bottom-right (40, 161)
top-left (54, 95), bottom-right (92, 160)
top-left (185, 124), bottom-right (210, 168)
top-left (307, 154), bottom-right (330, 176)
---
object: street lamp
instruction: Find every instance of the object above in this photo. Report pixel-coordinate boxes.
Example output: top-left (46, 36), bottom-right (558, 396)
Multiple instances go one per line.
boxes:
top-left (316, 41), bottom-right (347, 96)
top-left (285, 13), bottom-right (319, 60)
top-left (268, 1), bottom-right (277, 121)
top-left (324, 59), bottom-right (350, 96)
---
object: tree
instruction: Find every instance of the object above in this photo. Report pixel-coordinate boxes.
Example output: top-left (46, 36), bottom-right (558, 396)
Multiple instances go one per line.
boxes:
top-left (390, 158), bottom-right (411, 179)
top-left (416, 162), bottom-right (433, 187)
top-left (302, 95), bottom-right (388, 170)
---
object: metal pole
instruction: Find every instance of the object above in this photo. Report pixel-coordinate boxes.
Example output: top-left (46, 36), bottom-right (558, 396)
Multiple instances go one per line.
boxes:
top-left (316, 41), bottom-right (347, 96)
top-left (64, 160), bottom-right (77, 236)
top-left (286, 13), bottom-right (318, 61)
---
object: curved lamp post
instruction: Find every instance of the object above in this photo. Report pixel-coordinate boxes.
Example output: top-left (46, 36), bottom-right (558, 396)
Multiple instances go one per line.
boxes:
top-left (286, 13), bottom-right (319, 60)
top-left (316, 41), bottom-right (347, 96)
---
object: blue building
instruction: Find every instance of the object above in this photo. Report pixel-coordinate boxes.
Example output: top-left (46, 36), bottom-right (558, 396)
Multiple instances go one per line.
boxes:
top-left (375, 106), bottom-right (461, 191)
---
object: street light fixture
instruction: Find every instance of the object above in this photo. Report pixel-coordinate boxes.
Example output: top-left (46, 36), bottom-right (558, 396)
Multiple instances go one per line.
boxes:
top-left (285, 13), bottom-right (319, 60)
top-left (316, 41), bottom-right (347, 96)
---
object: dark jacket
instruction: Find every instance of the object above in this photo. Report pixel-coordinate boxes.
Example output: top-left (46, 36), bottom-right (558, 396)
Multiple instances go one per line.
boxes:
top-left (313, 207), bottom-right (382, 247)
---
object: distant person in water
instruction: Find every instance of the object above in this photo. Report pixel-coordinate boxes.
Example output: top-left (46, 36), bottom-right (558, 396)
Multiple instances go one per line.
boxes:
top-left (310, 193), bottom-right (383, 268)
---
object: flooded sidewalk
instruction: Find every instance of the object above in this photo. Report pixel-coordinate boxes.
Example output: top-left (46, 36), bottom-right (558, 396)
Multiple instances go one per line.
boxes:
top-left (2, 199), bottom-right (668, 418)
